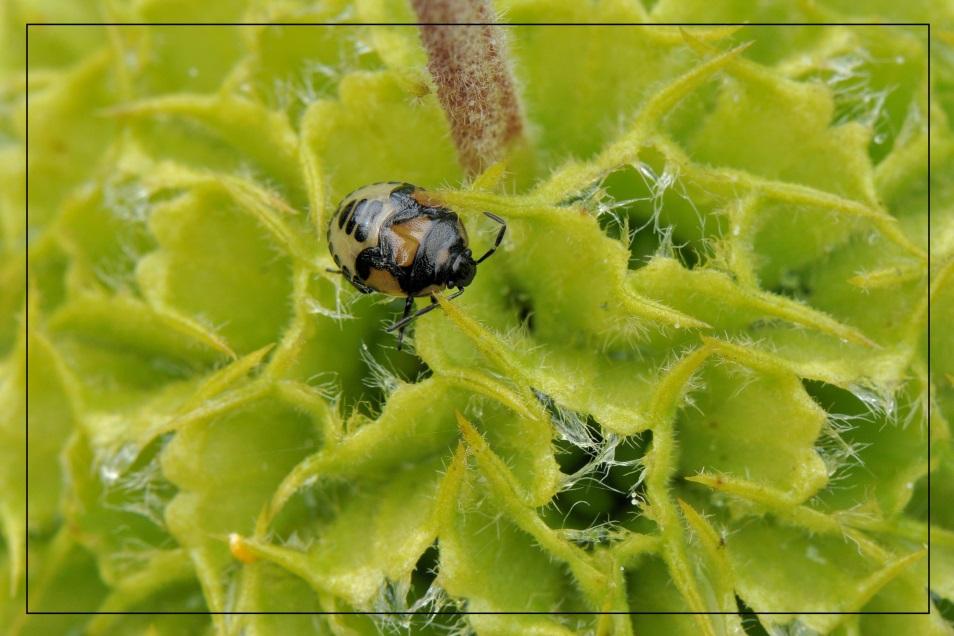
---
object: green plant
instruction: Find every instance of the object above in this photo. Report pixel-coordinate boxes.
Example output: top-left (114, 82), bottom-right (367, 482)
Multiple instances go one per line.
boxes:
top-left (3, 1), bottom-right (953, 634)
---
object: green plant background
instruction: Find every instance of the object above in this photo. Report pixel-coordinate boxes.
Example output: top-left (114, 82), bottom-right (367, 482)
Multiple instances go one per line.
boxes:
top-left (4, 0), bottom-right (954, 634)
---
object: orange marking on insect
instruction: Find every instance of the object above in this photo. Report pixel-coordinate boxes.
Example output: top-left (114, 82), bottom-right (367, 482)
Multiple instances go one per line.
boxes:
top-left (366, 267), bottom-right (404, 295)
top-left (389, 216), bottom-right (431, 267)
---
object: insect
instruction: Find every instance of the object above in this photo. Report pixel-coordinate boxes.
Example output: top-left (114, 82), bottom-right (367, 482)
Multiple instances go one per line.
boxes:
top-left (327, 182), bottom-right (506, 349)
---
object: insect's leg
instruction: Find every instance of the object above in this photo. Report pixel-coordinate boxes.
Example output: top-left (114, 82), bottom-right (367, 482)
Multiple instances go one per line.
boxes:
top-left (350, 278), bottom-right (374, 294)
top-left (387, 295), bottom-right (442, 333)
top-left (386, 289), bottom-right (465, 333)
top-left (326, 268), bottom-right (342, 274)
top-left (330, 267), bottom-right (374, 294)
top-left (475, 212), bottom-right (507, 265)
top-left (396, 296), bottom-right (414, 351)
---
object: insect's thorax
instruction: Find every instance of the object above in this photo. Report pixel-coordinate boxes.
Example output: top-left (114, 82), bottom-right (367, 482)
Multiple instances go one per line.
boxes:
top-left (387, 212), bottom-right (468, 296)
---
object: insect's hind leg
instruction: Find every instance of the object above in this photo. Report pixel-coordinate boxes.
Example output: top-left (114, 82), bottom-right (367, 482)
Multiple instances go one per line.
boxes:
top-left (395, 296), bottom-right (415, 351)
top-left (327, 267), bottom-right (374, 294)
top-left (386, 289), bottom-right (465, 334)
top-left (475, 212), bottom-right (507, 265)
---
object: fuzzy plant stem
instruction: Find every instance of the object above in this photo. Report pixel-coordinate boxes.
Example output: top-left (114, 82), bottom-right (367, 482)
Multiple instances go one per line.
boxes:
top-left (411, 0), bottom-right (525, 176)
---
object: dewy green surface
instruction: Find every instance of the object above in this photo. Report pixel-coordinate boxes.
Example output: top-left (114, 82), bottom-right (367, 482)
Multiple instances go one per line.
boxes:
top-left (4, 0), bottom-right (953, 634)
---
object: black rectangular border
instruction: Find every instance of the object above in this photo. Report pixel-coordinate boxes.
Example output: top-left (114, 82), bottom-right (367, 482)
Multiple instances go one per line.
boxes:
top-left (22, 20), bottom-right (935, 620)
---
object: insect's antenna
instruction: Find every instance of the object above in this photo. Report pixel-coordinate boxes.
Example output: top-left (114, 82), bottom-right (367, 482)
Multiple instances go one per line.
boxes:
top-left (475, 212), bottom-right (507, 265)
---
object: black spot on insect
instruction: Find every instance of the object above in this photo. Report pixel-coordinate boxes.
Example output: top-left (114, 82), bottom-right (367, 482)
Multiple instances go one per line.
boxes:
top-left (337, 200), bottom-right (356, 229)
top-left (342, 265), bottom-right (352, 280)
top-left (355, 248), bottom-right (374, 280)
top-left (353, 199), bottom-right (383, 242)
top-left (344, 199), bottom-right (364, 235)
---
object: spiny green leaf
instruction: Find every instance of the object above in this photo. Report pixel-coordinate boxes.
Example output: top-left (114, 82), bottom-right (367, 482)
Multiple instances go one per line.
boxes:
top-left (8, 5), bottom-right (945, 634)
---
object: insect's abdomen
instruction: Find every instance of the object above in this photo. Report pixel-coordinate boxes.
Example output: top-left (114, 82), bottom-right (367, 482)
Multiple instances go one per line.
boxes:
top-left (327, 183), bottom-right (402, 278)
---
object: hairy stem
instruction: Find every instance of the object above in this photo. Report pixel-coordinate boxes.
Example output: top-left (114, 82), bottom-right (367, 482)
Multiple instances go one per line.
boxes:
top-left (411, 0), bottom-right (525, 175)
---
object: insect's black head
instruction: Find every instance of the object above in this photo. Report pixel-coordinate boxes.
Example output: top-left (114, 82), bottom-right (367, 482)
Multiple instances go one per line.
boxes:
top-left (445, 247), bottom-right (476, 289)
